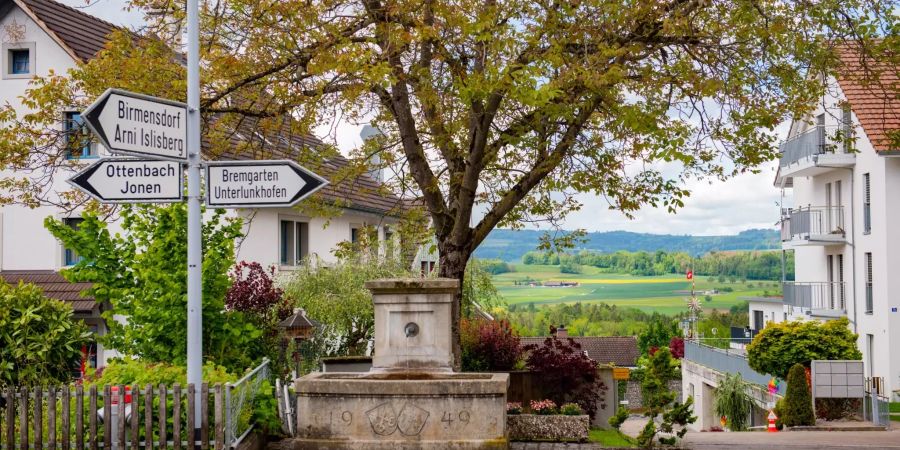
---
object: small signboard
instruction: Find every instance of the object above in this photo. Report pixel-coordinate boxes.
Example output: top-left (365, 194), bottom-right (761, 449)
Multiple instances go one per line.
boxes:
top-left (204, 160), bottom-right (327, 208)
top-left (82, 88), bottom-right (188, 161)
top-left (68, 158), bottom-right (183, 203)
top-left (613, 367), bottom-right (630, 380)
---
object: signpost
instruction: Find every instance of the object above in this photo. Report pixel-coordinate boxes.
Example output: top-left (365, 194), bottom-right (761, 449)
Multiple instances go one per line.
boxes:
top-left (82, 89), bottom-right (188, 161)
top-left (68, 159), bottom-right (183, 203)
top-left (205, 160), bottom-right (328, 208)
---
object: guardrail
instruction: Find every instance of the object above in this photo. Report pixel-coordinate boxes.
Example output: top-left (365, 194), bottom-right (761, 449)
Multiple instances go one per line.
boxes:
top-left (684, 340), bottom-right (783, 395)
top-left (783, 281), bottom-right (846, 312)
top-left (780, 206), bottom-right (845, 241)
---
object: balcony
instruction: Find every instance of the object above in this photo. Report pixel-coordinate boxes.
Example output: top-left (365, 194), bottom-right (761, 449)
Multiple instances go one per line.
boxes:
top-left (780, 206), bottom-right (846, 246)
top-left (782, 281), bottom-right (847, 317)
top-left (778, 126), bottom-right (855, 179)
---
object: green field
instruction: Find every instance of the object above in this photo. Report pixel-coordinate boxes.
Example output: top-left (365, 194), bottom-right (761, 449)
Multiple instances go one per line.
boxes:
top-left (493, 264), bottom-right (778, 315)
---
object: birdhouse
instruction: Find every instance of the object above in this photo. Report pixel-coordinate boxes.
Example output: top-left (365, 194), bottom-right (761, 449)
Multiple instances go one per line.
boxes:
top-left (278, 308), bottom-right (319, 340)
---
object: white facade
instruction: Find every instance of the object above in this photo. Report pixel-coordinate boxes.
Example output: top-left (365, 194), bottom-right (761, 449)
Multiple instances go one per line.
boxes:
top-left (773, 75), bottom-right (900, 397)
top-left (0, 1), bottom-right (406, 367)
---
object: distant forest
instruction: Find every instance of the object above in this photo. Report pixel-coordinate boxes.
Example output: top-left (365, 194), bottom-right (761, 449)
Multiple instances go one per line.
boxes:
top-left (473, 228), bottom-right (780, 261)
top-left (517, 249), bottom-right (794, 281)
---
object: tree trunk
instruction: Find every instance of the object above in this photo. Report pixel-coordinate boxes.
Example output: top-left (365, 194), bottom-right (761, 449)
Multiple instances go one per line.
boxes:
top-left (437, 241), bottom-right (472, 372)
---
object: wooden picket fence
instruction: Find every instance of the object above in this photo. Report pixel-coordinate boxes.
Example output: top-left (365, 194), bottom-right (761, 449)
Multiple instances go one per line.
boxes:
top-left (0, 384), bottom-right (228, 450)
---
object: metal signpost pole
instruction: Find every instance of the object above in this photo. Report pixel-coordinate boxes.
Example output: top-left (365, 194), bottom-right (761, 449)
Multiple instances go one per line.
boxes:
top-left (186, 0), bottom-right (203, 429)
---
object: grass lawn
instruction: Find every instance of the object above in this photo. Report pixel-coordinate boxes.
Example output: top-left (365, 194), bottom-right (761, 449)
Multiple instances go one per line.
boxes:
top-left (493, 264), bottom-right (778, 314)
top-left (890, 402), bottom-right (900, 413)
top-left (588, 428), bottom-right (636, 447)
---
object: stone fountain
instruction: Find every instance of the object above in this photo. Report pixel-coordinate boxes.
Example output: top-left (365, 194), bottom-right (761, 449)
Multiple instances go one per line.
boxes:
top-left (292, 278), bottom-right (509, 449)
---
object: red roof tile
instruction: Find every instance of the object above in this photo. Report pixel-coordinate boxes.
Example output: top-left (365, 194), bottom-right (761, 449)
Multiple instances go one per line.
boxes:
top-left (19, 0), bottom-right (118, 61)
top-left (520, 335), bottom-right (640, 367)
top-left (834, 43), bottom-right (900, 152)
top-left (0, 270), bottom-right (97, 313)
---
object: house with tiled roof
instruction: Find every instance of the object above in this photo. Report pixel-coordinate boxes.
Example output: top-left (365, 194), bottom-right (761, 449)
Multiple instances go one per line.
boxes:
top-left (0, 0), bottom-right (411, 367)
top-left (519, 327), bottom-right (640, 368)
top-left (764, 42), bottom-right (899, 396)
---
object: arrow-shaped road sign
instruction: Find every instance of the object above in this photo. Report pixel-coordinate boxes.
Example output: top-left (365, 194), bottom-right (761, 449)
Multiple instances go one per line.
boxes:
top-left (68, 158), bottom-right (184, 203)
top-left (82, 88), bottom-right (188, 161)
top-left (205, 160), bottom-right (328, 208)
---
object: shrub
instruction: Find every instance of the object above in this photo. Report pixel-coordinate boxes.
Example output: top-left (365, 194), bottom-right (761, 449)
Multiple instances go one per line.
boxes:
top-left (461, 318), bottom-right (522, 371)
top-left (608, 406), bottom-right (629, 430)
top-left (524, 337), bottom-right (608, 419)
top-left (637, 316), bottom-right (678, 356)
top-left (0, 282), bottom-right (92, 386)
top-left (713, 373), bottom-right (753, 431)
top-left (782, 363), bottom-right (814, 427)
top-left (507, 402), bottom-right (523, 415)
top-left (560, 403), bottom-right (584, 415)
top-left (638, 348), bottom-right (695, 448)
top-left (668, 336), bottom-right (684, 359)
top-left (530, 399), bottom-right (558, 415)
top-left (747, 317), bottom-right (861, 380)
top-left (816, 398), bottom-right (861, 421)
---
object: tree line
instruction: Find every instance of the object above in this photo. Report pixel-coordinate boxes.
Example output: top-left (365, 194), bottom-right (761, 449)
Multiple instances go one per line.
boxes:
top-left (521, 249), bottom-right (794, 281)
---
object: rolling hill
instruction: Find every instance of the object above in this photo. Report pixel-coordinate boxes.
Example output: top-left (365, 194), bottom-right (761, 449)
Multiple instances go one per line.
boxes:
top-left (473, 228), bottom-right (780, 262)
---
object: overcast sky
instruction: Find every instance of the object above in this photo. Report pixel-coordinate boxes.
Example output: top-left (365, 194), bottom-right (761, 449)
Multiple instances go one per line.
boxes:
top-left (62, 0), bottom-right (785, 237)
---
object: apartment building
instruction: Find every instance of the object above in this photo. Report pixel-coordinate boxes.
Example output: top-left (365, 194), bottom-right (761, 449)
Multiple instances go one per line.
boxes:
top-left (764, 45), bottom-right (899, 396)
top-left (0, 0), bottom-right (413, 367)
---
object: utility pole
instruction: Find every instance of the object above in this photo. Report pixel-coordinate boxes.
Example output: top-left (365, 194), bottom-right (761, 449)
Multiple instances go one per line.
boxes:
top-left (185, 0), bottom-right (203, 427)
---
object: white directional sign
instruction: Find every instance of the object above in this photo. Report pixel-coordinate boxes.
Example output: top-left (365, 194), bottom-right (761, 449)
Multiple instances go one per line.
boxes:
top-left (205, 160), bottom-right (328, 208)
top-left (68, 158), bottom-right (184, 203)
top-left (82, 88), bottom-right (188, 161)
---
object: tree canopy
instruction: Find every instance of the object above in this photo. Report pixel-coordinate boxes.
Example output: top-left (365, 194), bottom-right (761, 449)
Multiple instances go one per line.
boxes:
top-left (746, 317), bottom-right (862, 380)
top-left (1, 0), bottom-right (894, 365)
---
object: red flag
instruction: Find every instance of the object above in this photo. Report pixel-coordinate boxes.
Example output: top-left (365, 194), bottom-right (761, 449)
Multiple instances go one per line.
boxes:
top-left (686, 270), bottom-right (693, 280)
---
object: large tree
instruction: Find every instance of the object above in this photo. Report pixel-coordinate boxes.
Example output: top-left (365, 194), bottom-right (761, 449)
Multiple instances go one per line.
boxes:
top-left (1, 0), bottom-right (894, 365)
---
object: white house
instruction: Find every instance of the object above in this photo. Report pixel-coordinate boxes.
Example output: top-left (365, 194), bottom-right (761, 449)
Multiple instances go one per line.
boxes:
top-left (0, 0), bottom-right (413, 369)
top-left (768, 44), bottom-right (899, 397)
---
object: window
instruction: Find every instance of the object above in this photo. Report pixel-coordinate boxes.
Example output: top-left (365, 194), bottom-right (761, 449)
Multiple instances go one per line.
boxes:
top-left (63, 218), bottom-right (84, 266)
top-left (842, 105), bottom-right (853, 153)
top-left (863, 173), bottom-right (871, 234)
top-left (865, 252), bottom-right (873, 314)
top-left (383, 227), bottom-right (394, 259)
top-left (280, 219), bottom-right (308, 266)
top-left (350, 227), bottom-right (360, 244)
top-left (752, 310), bottom-right (764, 331)
top-left (866, 334), bottom-right (874, 378)
top-left (10, 49), bottom-right (29, 74)
top-left (64, 112), bottom-right (96, 159)
top-left (837, 254), bottom-right (845, 310)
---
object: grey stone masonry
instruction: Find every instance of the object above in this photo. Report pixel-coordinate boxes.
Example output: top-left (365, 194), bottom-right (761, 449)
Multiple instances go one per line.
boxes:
top-left (623, 380), bottom-right (682, 409)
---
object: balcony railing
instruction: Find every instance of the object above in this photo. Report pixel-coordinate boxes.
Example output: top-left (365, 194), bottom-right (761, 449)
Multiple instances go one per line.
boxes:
top-left (783, 281), bottom-right (847, 313)
top-left (779, 125), bottom-right (850, 167)
top-left (780, 206), bottom-right (845, 241)
top-left (684, 340), bottom-right (784, 395)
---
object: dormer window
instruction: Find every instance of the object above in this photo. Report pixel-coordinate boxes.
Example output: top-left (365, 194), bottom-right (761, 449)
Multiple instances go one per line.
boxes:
top-left (2, 43), bottom-right (36, 79)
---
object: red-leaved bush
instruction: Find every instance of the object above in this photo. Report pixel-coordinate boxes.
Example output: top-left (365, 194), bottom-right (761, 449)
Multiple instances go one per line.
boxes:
top-left (523, 337), bottom-right (608, 419)
top-left (669, 336), bottom-right (685, 359)
top-left (225, 261), bottom-right (290, 323)
top-left (460, 319), bottom-right (522, 371)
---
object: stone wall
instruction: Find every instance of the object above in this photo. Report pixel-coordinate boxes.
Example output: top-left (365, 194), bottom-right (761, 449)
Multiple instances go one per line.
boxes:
top-left (623, 379), bottom-right (682, 409)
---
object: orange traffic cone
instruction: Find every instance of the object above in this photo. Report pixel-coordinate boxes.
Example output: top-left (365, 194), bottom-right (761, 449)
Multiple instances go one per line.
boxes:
top-left (767, 410), bottom-right (778, 432)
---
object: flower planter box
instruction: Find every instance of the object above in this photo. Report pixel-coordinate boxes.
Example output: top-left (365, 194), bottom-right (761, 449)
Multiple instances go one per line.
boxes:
top-left (507, 414), bottom-right (590, 442)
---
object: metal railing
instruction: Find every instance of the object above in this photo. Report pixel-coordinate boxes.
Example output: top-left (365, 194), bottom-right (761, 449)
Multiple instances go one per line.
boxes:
top-left (684, 340), bottom-right (783, 395)
top-left (729, 326), bottom-right (758, 346)
top-left (779, 125), bottom-right (850, 167)
top-left (783, 281), bottom-right (847, 312)
top-left (225, 358), bottom-right (270, 449)
top-left (780, 206), bottom-right (845, 241)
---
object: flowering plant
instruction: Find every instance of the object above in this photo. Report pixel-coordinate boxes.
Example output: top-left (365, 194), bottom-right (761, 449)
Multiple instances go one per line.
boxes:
top-left (560, 403), bottom-right (584, 416)
top-left (506, 402), bottom-right (523, 415)
top-left (530, 399), bottom-right (558, 415)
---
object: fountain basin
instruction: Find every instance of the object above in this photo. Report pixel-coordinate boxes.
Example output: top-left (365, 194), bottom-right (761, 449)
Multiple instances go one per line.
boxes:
top-left (292, 372), bottom-right (509, 449)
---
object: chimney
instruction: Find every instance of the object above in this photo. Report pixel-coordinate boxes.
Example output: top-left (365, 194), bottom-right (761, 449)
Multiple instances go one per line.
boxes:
top-left (555, 325), bottom-right (568, 338)
top-left (360, 125), bottom-right (384, 183)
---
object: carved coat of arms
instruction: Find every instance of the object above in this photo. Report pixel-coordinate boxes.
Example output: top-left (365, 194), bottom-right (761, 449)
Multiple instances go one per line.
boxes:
top-left (366, 402), bottom-right (429, 436)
